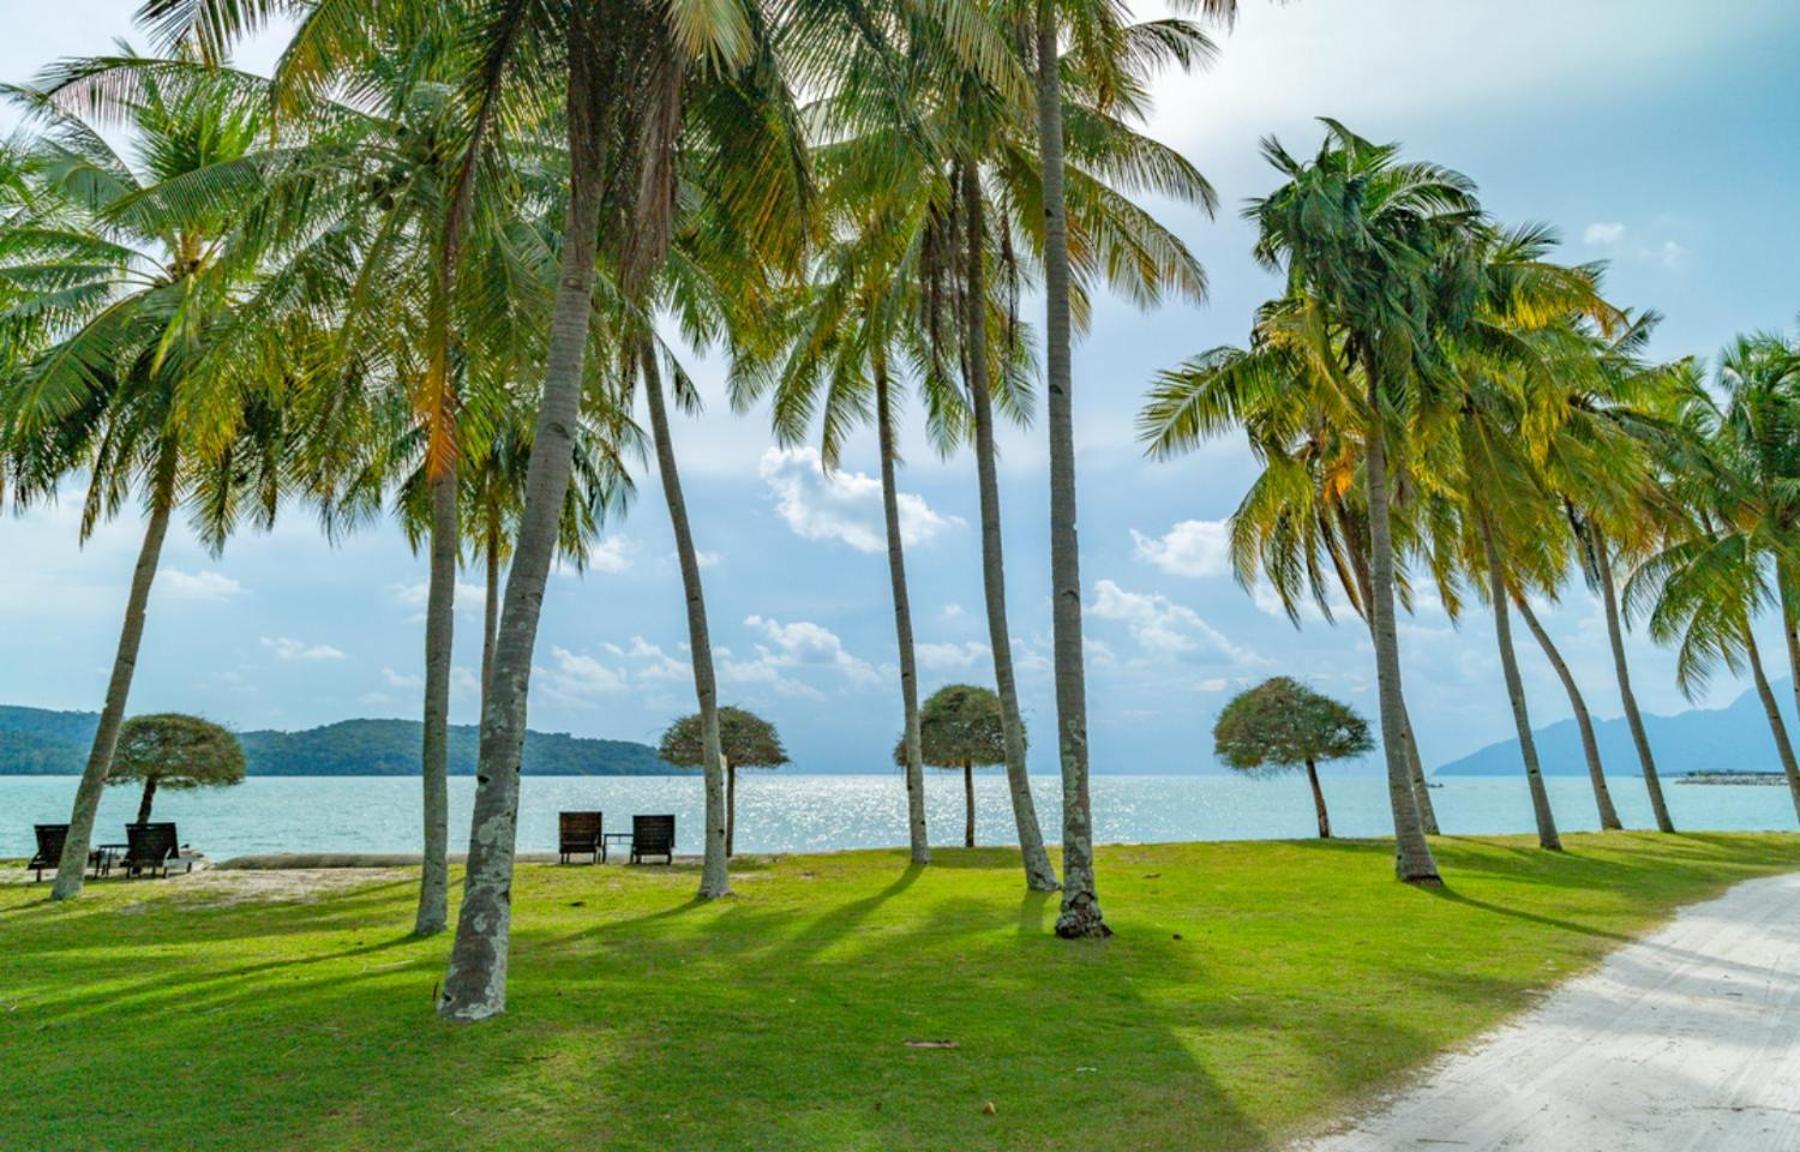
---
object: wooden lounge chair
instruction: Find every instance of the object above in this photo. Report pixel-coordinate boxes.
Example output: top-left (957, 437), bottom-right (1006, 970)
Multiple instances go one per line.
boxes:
top-left (559, 811), bottom-right (605, 864)
top-left (631, 814), bottom-right (675, 865)
top-left (28, 824), bottom-right (104, 882)
top-left (122, 822), bottom-right (189, 879)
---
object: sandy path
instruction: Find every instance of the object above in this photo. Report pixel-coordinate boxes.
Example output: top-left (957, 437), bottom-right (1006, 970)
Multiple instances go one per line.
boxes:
top-left (1298, 872), bottom-right (1800, 1151)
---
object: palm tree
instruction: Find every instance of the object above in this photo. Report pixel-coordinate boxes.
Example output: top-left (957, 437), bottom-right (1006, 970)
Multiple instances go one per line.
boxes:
top-left (0, 69), bottom-right (289, 900)
top-left (901, 683), bottom-right (1017, 848)
top-left (660, 706), bottom-right (790, 856)
top-left (1144, 122), bottom-right (1492, 883)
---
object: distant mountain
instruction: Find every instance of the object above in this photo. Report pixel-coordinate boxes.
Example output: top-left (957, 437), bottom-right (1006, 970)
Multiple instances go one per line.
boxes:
top-left (1436, 680), bottom-right (1798, 777)
top-left (0, 707), bottom-right (672, 776)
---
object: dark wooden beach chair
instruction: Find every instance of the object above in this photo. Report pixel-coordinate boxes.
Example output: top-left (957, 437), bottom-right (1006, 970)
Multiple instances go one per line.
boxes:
top-left (122, 822), bottom-right (188, 879)
top-left (28, 824), bottom-right (103, 882)
top-left (559, 811), bottom-right (605, 864)
top-left (631, 815), bottom-right (675, 865)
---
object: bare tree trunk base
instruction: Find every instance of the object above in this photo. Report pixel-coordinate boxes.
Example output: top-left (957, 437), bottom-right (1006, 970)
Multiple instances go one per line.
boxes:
top-left (1054, 897), bottom-right (1113, 939)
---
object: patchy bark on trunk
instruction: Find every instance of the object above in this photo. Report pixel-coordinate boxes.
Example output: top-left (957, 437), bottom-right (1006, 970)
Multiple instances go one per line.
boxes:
top-left (1513, 590), bottom-right (1621, 831)
top-left (726, 758), bottom-right (736, 858)
top-left (481, 505), bottom-right (501, 714)
top-left (1035, 10), bottom-right (1104, 933)
top-left (437, 26), bottom-right (605, 1020)
top-left (135, 777), bottom-right (158, 826)
top-left (53, 454), bottom-right (177, 901)
top-left (964, 760), bottom-right (976, 848)
top-left (415, 465), bottom-right (458, 936)
top-left (874, 357), bottom-right (930, 865)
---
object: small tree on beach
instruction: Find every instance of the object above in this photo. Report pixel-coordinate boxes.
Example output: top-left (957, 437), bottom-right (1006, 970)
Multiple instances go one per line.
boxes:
top-left (897, 685), bottom-right (1016, 849)
top-left (107, 714), bottom-right (246, 825)
top-left (660, 707), bottom-right (789, 857)
top-left (1213, 679), bottom-right (1373, 839)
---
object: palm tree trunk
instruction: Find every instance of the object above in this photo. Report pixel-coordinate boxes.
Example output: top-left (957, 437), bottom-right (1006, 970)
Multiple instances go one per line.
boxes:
top-left (964, 760), bottom-right (976, 848)
top-left (1479, 512), bottom-right (1561, 850)
top-left (1776, 563), bottom-right (1800, 762)
top-left (53, 453), bottom-right (177, 901)
top-left (438, 35), bottom-right (605, 1021)
top-left (1344, 514), bottom-right (1439, 836)
top-left (415, 465), bottom-right (457, 936)
top-left (960, 162), bottom-right (1056, 891)
top-left (135, 777), bottom-right (158, 827)
top-left (874, 354), bottom-right (930, 866)
top-left (1592, 528), bottom-right (1675, 831)
top-left (1034, 19), bottom-right (1103, 934)
top-left (481, 503), bottom-right (501, 713)
top-left (1402, 719), bottom-right (1439, 835)
top-left (1361, 393), bottom-right (1440, 882)
top-left (641, 344), bottom-right (730, 898)
top-left (1512, 589), bottom-right (1622, 831)
top-left (726, 759), bottom-right (736, 858)
top-left (1305, 759), bottom-right (1330, 839)
top-left (1744, 625), bottom-right (1800, 823)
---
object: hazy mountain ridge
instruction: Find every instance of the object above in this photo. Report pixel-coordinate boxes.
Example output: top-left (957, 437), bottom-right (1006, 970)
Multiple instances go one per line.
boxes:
top-left (0, 707), bottom-right (672, 776)
top-left (1435, 680), bottom-right (1797, 777)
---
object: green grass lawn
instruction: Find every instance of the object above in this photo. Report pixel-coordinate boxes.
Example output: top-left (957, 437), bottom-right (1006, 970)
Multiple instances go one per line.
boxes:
top-left (4, 833), bottom-right (1798, 1150)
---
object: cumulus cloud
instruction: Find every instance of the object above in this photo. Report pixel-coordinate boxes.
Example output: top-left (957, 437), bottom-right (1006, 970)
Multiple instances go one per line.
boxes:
top-left (1582, 221), bottom-right (1626, 246)
top-left (584, 534), bottom-right (638, 574)
top-left (1132, 519), bottom-right (1232, 578)
top-left (917, 640), bottom-right (989, 671)
top-left (539, 647), bottom-right (627, 701)
top-left (381, 667), bottom-right (424, 689)
top-left (759, 447), bottom-right (963, 553)
top-left (161, 568), bottom-right (243, 601)
top-left (261, 636), bottom-right (346, 662)
top-left (745, 614), bottom-right (880, 685)
top-left (389, 579), bottom-right (484, 619)
top-left (1087, 580), bottom-right (1265, 666)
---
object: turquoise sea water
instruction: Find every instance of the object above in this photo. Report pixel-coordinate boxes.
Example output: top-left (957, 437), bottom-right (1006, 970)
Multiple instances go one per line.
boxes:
top-left (3, 772), bottom-right (1793, 859)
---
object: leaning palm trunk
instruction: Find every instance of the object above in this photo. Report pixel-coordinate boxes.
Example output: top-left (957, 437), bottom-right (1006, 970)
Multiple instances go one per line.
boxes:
top-left (1513, 589), bottom-right (1622, 830)
top-left (1401, 720), bottom-right (1439, 835)
top-left (438, 39), bottom-right (605, 1021)
top-left (1777, 567), bottom-right (1800, 777)
top-left (641, 345), bottom-right (730, 898)
top-left (873, 355), bottom-right (931, 865)
top-left (959, 163), bottom-right (1056, 890)
top-left (52, 456), bottom-right (177, 900)
top-left (1361, 395), bottom-right (1440, 882)
top-left (1036, 5), bottom-right (1105, 934)
top-left (1346, 526), bottom-right (1439, 835)
top-left (1743, 625), bottom-right (1800, 824)
top-left (1305, 759), bottom-right (1331, 839)
top-left (1479, 514), bottom-right (1561, 850)
top-left (1593, 530), bottom-right (1674, 832)
top-left (415, 466), bottom-right (458, 936)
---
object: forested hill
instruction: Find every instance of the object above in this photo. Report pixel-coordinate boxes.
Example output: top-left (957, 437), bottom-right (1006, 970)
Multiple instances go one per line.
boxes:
top-left (1435, 680), bottom-right (1796, 777)
top-left (0, 707), bottom-right (672, 776)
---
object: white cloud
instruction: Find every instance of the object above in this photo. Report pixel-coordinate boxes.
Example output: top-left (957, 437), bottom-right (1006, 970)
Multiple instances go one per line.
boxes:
top-left (1582, 221), bottom-right (1626, 246)
top-left (940, 603), bottom-right (965, 622)
top-left (161, 568), bottom-right (244, 601)
top-left (261, 636), bottom-right (346, 662)
top-left (539, 647), bottom-right (627, 702)
top-left (390, 579), bottom-right (484, 617)
top-left (917, 641), bottom-right (989, 671)
top-left (619, 636), bottom-right (690, 682)
top-left (1656, 239), bottom-right (1689, 269)
top-left (693, 550), bottom-right (722, 569)
top-left (1132, 519), bottom-right (1232, 578)
top-left (745, 614), bottom-right (881, 685)
top-left (1195, 678), bottom-right (1230, 693)
top-left (382, 667), bottom-right (424, 689)
top-left (1087, 580), bottom-right (1266, 667)
top-left (584, 534), bottom-right (638, 574)
top-left (759, 447), bottom-right (963, 554)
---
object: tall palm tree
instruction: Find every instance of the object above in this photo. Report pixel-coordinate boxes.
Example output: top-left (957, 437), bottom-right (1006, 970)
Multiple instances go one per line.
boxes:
top-left (1145, 122), bottom-right (1492, 883)
top-left (0, 70), bottom-right (290, 900)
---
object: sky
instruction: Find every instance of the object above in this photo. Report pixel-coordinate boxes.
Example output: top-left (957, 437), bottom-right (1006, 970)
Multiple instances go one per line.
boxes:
top-left (3, 2), bottom-right (1799, 774)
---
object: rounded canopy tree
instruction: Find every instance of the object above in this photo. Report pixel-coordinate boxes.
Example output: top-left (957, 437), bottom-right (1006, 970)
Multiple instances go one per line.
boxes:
top-left (895, 684), bottom-right (1019, 849)
top-left (106, 713), bottom-right (246, 826)
top-left (659, 707), bottom-right (789, 857)
top-left (1213, 678), bottom-right (1373, 839)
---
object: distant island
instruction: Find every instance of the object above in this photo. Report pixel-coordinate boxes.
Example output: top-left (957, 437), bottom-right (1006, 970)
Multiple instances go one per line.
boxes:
top-left (1677, 771), bottom-right (1788, 786)
top-left (1434, 679), bottom-right (1800, 778)
top-left (0, 705), bottom-right (672, 776)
